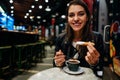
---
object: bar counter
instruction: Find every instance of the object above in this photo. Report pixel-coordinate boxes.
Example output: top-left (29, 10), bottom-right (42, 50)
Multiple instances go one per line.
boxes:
top-left (0, 30), bottom-right (47, 78)
top-left (0, 30), bottom-right (39, 46)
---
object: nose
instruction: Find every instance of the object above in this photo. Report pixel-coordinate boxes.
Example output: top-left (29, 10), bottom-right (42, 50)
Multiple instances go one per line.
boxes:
top-left (74, 15), bottom-right (79, 22)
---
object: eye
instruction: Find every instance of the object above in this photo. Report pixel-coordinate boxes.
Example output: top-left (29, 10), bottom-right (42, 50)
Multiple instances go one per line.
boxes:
top-left (78, 12), bottom-right (85, 16)
top-left (68, 13), bottom-right (75, 17)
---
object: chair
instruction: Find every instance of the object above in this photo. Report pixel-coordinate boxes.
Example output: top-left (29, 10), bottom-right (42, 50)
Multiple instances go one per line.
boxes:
top-left (0, 46), bottom-right (12, 78)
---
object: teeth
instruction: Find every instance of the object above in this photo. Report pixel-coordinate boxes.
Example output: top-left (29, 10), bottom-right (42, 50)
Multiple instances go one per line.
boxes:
top-left (74, 23), bottom-right (80, 26)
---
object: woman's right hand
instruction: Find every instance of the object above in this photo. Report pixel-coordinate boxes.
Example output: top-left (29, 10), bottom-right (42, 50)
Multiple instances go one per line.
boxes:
top-left (54, 50), bottom-right (65, 67)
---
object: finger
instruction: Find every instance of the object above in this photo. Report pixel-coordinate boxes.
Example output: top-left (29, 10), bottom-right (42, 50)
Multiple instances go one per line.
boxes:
top-left (55, 58), bottom-right (65, 66)
top-left (85, 52), bottom-right (95, 64)
top-left (86, 52), bottom-right (99, 65)
top-left (87, 46), bottom-right (96, 58)
top-left (87, 50), bottom-right (99, 62)
top-left (56, 50), bottom-right (63, 56)
top-left (86, 52), bottom-right (93, 61)
top-left (54, 55), bottom-right (65, 60)
top-left (55, 54), bottom-right (65, 62)
top-left (85, 56), bottom-right (97, 65)
top-left (87, 45), bottom-right (100, 57)
top-left (85, 55), bottom-right (91, 65)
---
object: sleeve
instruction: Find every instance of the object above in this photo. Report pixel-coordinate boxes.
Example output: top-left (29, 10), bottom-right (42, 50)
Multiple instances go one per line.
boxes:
top-left (53, 34), bottom-right (65, 67)
top-left (91, 32), bottom-right (104, 77)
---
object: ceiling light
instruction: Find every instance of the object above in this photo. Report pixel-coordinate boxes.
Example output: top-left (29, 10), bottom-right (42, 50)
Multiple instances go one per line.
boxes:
top-left (37, 16), bottom-right (41, 19)
top-left (26, 13), bottom-right (29, 16)
top-left (9, 0), bottom-right (13, 3)
top-left (45, 6), bottom-right (51, 11)
top-left (61, 15), bottom-right (66, 19)
top-left (11, 6), bottom-right (14, 9)
top-left (11, 10), bottom-right (14, 13)
top-left (24, 16), bottom-right (27, 18)
top-left (35, 0), bottom-right (38, 1)
top-left (67, 3), bottom-right (69, 6)
top-left (11, 14), bottom-right (14, 16)
top-left (29, 10), bottom-right (32, 13)
top-left (30, 16), bottom-right (34, 19)
top-left (43, 19), bottom-right (46, 22)
top-left (31, 5), bottom-right (35, 8)
top-left (39, 5), bottom-right (43, 9)
top-left (110, 0), bottom-right (113, 3)
top-left (45, 0), bottom-right (49, 3)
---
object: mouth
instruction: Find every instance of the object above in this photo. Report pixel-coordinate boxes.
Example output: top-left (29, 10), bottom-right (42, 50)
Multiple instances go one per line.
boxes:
top-left (73, 23), bottom-right (81, 26)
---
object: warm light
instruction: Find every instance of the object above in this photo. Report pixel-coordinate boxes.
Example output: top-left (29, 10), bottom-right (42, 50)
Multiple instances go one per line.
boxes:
top-left (39, 5), bottom-right (43, 9)
top-left (61, 15), bottom-right (66, 19)
top-left (67, 3), bottom-right (69, 6)
top-left (9, 0), bottom-right (13, 3)
top-left (37, 16), bottom-right (41, 19)
top-left (110, 0), bottom-right (113, 3)
top-left (30, 16), bottom-right (34, 19)
top-left (29, 10), bottom-right (32, 13)
top-left (11, 10), bottom-right (14, 13)
top-left (35, 0), bottom-right (38, 1)
top-left (31, 5), bottom-right (35, 8)
top-left (45, 6), bottom-right (51, 11)
top-left (11, 6), bottom-right (14, 9)
top-left (26, 13), bottom-right (29, 16)
top-left (24, 16), bottom-right (27, 18)
top-left (45, 0), bottom-right (49, 3)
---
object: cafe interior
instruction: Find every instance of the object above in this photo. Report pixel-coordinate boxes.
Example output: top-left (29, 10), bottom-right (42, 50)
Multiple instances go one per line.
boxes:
top-left (0, 0), bottom-right (120, 80)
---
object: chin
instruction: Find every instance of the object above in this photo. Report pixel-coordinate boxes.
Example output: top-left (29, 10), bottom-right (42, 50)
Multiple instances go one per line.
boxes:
top-left (73, 28), bottom-right (82, 32)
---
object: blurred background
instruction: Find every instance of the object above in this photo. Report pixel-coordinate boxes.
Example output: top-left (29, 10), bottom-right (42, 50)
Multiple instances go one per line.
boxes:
top-left (0, 0), bottom-right (120, 80)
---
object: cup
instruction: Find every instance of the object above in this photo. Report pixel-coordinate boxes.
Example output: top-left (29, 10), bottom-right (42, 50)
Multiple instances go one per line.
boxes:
top-left (66, 59), bottom-right (80, 71)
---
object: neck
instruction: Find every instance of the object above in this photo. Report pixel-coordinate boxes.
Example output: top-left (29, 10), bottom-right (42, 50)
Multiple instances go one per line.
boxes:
top-left (73, 39), bottom-right (81, 42)
top-left (73, 32), bottom-right (81, 42)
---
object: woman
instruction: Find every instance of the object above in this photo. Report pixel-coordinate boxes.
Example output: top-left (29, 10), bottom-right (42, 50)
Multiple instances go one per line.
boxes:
top-left (54, 0), bottom-right (104, 76)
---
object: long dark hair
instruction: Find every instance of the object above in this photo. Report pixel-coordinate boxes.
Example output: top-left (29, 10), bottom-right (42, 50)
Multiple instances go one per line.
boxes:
top-left (65, 0), bottom-right (92, 42)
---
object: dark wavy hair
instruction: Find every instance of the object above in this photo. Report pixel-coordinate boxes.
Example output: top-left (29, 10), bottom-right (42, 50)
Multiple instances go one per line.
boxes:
top-left (65, 0), bottom-right (92, 42)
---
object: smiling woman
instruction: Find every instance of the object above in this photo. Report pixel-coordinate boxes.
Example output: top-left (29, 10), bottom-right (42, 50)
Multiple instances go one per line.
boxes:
top-left (54, 0), bottom-right (104, 78)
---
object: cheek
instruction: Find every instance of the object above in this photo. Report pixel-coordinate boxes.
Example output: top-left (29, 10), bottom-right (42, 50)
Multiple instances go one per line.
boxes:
top-left (68, 18), bottom-right (72, 24)
top-left (82, 17), bottom-right (88, 25)
top-left (85, 16), bottom-right (88, 23)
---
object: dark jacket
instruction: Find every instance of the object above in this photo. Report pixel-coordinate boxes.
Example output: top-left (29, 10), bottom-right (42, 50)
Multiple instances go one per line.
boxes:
top-left (53, 31), bottom-right (104, 76)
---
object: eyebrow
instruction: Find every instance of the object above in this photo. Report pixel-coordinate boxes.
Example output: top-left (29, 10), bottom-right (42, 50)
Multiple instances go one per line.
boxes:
top-left (68, 10), bottom-right (85, 14)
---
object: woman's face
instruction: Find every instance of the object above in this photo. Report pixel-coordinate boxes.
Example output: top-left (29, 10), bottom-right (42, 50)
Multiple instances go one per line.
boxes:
top-left (68, 5), bottom-right (88, 32)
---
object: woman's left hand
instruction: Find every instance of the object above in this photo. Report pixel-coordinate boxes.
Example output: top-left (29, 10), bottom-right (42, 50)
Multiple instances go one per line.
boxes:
top-left (85, 42), bottom-right (100, 65)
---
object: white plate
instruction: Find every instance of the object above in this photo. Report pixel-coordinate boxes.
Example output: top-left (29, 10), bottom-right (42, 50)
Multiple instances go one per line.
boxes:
top-left (63, 66), bottom-right (84, 75)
